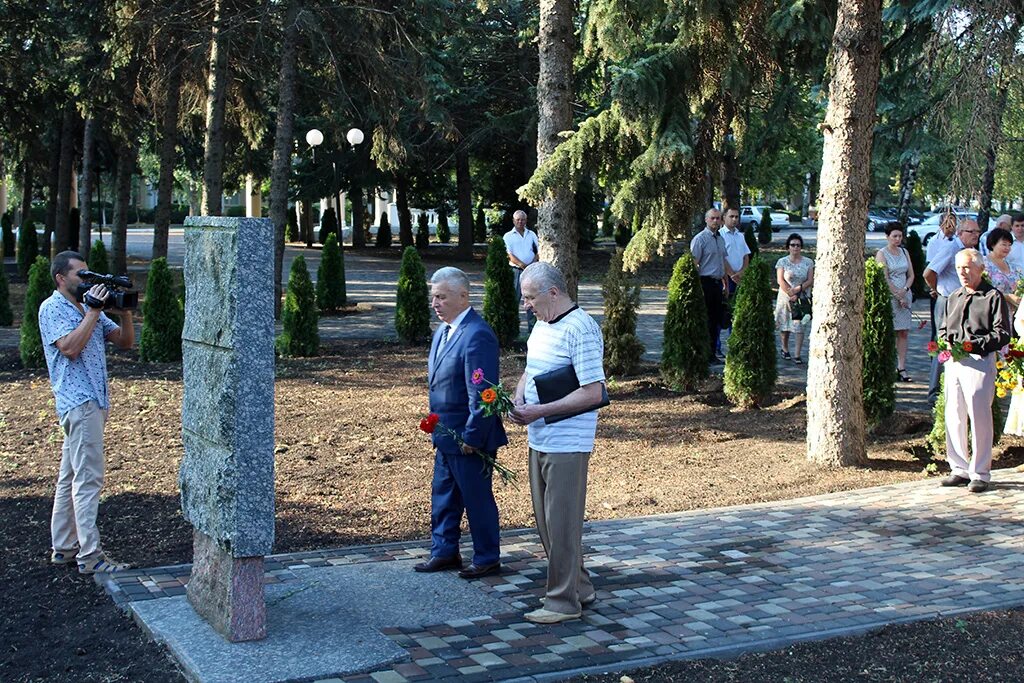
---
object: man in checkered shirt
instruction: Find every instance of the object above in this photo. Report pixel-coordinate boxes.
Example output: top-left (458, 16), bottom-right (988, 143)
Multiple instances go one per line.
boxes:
top-left (38, 251), bottom-right (135, 574)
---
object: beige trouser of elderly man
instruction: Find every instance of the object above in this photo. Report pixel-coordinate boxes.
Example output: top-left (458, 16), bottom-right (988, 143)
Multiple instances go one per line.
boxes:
top-left (944, 355), bottom-right (996, 482)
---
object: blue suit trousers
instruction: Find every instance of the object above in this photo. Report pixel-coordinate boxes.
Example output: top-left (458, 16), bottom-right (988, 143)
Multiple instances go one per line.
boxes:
top-left (430, 448), bottom-right (500, 566)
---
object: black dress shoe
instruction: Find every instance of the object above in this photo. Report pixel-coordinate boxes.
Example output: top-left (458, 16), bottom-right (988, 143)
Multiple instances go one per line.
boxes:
top-left (941, 475), bottom-right (970, 487)
top-left (413, 555), bottom-right (463, 573)
top-left (458, 562), bottom-right (501, 579)
top-left (968, 480), bottom-right (990, 493)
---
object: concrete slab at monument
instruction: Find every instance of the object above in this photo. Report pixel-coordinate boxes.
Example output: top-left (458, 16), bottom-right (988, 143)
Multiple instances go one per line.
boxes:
top-left (129, 561), bottom-right (513, 683)
top-left (180, 216), bottom-right (275, 641)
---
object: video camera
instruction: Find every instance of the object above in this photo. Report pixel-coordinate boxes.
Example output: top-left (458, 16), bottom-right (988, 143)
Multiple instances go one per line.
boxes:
top-left (75, 270), bottom-right (139, 311)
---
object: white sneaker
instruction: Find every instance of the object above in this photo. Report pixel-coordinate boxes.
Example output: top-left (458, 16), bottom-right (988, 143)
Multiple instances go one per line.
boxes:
top-left (524, 608), bottom-right (582, 624)
top-left (78, 554), bottom-right (130, 574)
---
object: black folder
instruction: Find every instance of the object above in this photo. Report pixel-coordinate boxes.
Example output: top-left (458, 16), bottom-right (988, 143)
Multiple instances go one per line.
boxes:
top-left (534, 364), bottom-right (610, 425)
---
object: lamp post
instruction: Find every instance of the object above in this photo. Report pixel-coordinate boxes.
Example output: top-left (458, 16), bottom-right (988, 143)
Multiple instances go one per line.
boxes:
top-left (306, 128), bottom-right (364, 245)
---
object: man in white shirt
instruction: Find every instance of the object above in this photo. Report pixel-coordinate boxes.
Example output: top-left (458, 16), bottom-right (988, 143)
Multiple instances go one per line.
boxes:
top-left (503, 210), bottom-right (539, 332)
top-left (1009, 213), bottom-right (1024, 270)
top-left (718, 206), bottom-right (751, 354)
top-left (923, 218), bottom-right (981, 405)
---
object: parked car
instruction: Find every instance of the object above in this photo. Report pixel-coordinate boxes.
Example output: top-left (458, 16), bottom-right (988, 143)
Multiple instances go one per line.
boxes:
top-left (740, 205), bottom-right (791, 232)
top-left (909, 211), bottom-right (977, 246)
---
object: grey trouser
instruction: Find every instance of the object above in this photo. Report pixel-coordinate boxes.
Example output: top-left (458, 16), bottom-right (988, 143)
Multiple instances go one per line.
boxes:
top-left (529, 448), bottom-right (594, 614)
top-left (945, 354), bottom-right (996, 482)
top-left (51, 400), bottom-right (108, 561)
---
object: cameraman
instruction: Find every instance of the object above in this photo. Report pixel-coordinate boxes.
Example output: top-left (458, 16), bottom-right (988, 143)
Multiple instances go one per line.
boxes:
top-left (38, 251), bottom-right (134, 574)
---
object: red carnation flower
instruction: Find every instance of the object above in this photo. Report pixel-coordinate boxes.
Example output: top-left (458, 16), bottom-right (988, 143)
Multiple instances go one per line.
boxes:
top-left (926, 341), bottom-right (938, 353)
top-left (962, 341), bottom-right (974, 353)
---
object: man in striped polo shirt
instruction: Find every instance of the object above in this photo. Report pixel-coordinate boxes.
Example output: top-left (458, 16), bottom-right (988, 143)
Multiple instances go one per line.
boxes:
top-left (510, 262), bottom-right (605, 624)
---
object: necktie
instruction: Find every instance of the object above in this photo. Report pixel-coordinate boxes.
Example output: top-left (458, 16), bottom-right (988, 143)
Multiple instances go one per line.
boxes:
top-left (436, 325), bottom-right (451, 361)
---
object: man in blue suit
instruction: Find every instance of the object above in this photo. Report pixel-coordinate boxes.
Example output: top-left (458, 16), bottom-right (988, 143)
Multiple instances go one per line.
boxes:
top-left (415, 267), bottom-right (507, 579)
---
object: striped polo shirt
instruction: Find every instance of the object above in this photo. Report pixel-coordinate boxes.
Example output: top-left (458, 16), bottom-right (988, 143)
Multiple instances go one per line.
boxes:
top-left (525, 306), bottom-right (605, 453)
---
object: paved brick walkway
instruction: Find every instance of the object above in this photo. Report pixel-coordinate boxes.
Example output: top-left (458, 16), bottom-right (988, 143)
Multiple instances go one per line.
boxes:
top-left (104, 470), bottom-right (1024, 682)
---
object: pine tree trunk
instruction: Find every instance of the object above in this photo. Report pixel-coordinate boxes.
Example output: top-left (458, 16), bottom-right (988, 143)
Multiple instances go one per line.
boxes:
top-left (977, 84), bottom-right (1009, 234)
top-left (112, 144), bottom-right (135, 276)
top-left (54, 106), bottom-right (77, 255)
top-left (20, 161), bottom-right (33, 230)
top-left (721, 100), bottom-right (741, 210)
top-left (456, 149), bottom-right (473, 257)
top-left (44, 133), bottom-right (60, 257)
top-left (806, 0), bottom-right (882, 467)
top-left (351, 185), bottom-right (365, 248)
top-left (536, 0), bottom-right (577, 297)
top-left (396, 176), bottom-right (413, 248)
top-left (154, 52), bottom-right (183, 261)
top-left (270, 0), bottom-right (301, 318)
top-left (300, 198), bottom-right (313, 248)
top-left (79, 116), bottom-right (96, 259)
top-left (201, 0), bottom-right (230, 216)
top-left (896, 149), bottom-right (919, 226)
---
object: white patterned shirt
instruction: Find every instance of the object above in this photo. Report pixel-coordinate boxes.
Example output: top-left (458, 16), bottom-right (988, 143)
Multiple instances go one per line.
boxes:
top-left (38, 291), bottom-right (119, 417)
top-left (525, 306), bottom-right (605, 453)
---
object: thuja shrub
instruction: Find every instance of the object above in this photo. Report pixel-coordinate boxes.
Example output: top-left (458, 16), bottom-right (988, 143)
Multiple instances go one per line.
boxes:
top-left (2, 212), bottom-right (15, 258)
top-left (602, 248), bottom-right (645, 375)
top-left (395, 246), bottom-right (431, 343)
top-left (482, 236), bottom-right (519, 347)
top-left (744, 221), bottom-right (759, 258)
top-left (416, 212), bottom-right (430, 249)
top-left (436, 208), bottom-right (451, 244)
top-left (0, 268), bottom-right (12, 326)
top-left (318, 206), bottom-right (338, 244)
top-left (20, 255), bottom-right (52, 368)
top-left (905, 231), bottom-right (927, 299)
top-left (862, 258), bottom-right (897, 424)
top-left (17, 219), bottom-right (39, 277)
top-left (276, 255), bottom-right (319, 357)
top-left (724, 257), bottom-right (776, 407)
top-left (758, 208), bottom-right (773, 245)
top-left (474, 205), bottom-right (487, 243)
top-left (139, 257), bottom-right (184, 362)
top-left (89, 239), bottom-right (109, 275)
top-left (661, 253), bottom-right (709, 389)
top-left (375, 212), bottom-right (392, 248)
top-left (316, 232), bottom-right (346, 312)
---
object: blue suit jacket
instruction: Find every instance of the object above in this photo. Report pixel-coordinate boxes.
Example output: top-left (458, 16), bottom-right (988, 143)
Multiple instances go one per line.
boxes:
top-left (428, 308), bottom-right (508, 455)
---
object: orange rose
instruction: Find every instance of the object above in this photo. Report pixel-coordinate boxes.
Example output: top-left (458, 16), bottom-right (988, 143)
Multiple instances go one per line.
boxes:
top-left (481, 388), bottom-right (497, 404)
top-left (962, 341), bottom-right (974, 353)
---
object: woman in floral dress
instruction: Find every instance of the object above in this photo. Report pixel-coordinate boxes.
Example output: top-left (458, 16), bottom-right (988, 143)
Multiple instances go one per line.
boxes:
top-left (775, 233), bottom-right (814, 364)
top-left (875, 223), bottom-right (915, 381)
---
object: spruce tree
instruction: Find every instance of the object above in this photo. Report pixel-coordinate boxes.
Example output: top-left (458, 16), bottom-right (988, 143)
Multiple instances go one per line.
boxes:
top-left (89, 239), bottom-right (109, 275)
top-left (139, 257), bottom-right (184, 362)
top-left (416, 211), bottom-right (430, 249)
top-left (318, 206), bottom-right (338, 244)
top-left (482, 236), bottom-right (519, 346)
top-left (723, 257), bottom-right (776, 407)
top-left (602, 248), bottom-right (644, 375)
top-left (757, 208), bottom-right (773, 245)
top-left (0, 268), bottom-right (12, 326)
top-left (661, 253), bottom-right (709, 389)
top-left (20, 256), bottom-right (51, 368)
top-left (862, 258), bottom-right (896, 425)
top-left (17, 220), bottom-right (39, 277)
top-left (474, 205), bottom-right (487, 243)
top-left (904, 231), bottom-right (926, 299)
top-left (68, 208), bottom-right (80, 251)
top-left (276, 255), bottom-right (319, 357)
top-left (375, 212), bottom-right (392, 248)
top-left (316, 232), bottom-right (346, 312)
top-left (614, 219), bottom-right (631, 248)
top-left (744, 221), bottom-right (759, 257)
top-left (436, 208), bottom-right (451, 244)
top-left (1, 212), bottom-right (15, 258)
top-left (394, 246), bottom-right (431, 343)
top-left (601, 207), bottom-right (614, 238)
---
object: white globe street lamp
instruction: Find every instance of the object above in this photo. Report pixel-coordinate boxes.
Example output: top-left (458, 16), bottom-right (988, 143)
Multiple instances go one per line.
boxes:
top-left (346, 128), bottom-right (364, 148)
top-left (305, 128), bottom-right (324, 148)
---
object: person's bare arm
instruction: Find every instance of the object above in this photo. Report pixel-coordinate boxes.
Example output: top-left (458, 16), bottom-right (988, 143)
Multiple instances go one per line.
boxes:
top-left (54, 308), bottom-right (103, 360)
top-left (510, 382), bottom-right (604, 426)
top-left (105, 311), bottom-right (135, 350)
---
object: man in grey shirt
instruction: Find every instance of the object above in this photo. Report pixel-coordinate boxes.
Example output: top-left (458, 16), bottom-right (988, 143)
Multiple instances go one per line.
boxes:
top-left (689, 208), bottom-right (729, 363)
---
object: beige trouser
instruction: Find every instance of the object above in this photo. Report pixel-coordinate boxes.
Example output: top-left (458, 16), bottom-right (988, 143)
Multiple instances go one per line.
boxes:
top-left (529, 448), bottom-right (594, 615)
top-left (945, 354), bottom-right (996, 482)
top-left (51, 400), bottom-right (108, 561)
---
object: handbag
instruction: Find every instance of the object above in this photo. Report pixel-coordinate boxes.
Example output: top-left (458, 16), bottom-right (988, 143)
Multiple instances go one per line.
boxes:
top-left (790, 292), bottom-right (812, 321)
top-left (534, 364), bottom-right (611, 425)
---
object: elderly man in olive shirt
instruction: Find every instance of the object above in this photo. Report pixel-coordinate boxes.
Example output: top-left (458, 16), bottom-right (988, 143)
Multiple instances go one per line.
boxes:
top-left (938, 248), bottom-right (1010, 493)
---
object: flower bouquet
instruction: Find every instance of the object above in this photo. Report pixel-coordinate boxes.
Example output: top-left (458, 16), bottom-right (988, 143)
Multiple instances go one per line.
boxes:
top-left (418, 410), bottom-right (518, 486)
top-left (995, 341), bottom-right (1024, 398)
top-left (471, 367), bottom-right (516, 417)
top-left (927, 338), bottom-right (974, 364)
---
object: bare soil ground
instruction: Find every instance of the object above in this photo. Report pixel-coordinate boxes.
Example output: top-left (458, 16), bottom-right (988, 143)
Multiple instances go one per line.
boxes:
top-left (4, 340), bottom-right (1024, 681)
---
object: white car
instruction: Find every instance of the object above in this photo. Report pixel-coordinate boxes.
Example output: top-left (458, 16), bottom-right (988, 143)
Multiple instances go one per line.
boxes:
top-left (909, 212), bottom-right (976, 246)
top-left (740, 205), bottom-right (791, 232)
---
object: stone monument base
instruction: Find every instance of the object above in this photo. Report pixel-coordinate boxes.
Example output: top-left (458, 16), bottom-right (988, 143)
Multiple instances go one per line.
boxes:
top-left (186, 529), bottom-right (266, 642)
